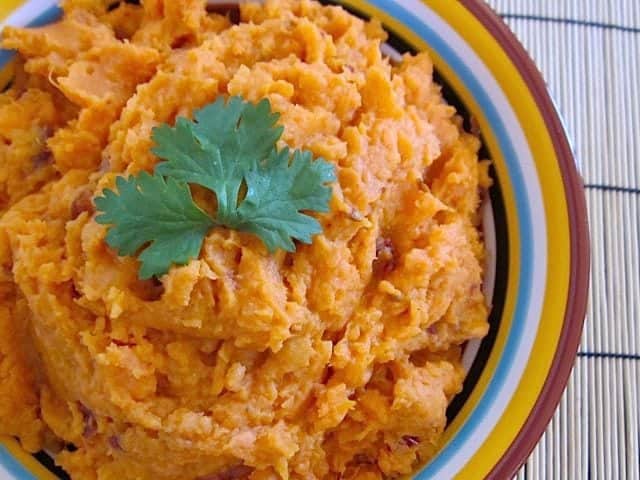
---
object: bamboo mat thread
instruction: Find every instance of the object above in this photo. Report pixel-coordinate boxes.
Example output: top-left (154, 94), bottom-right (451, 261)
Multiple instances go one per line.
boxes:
top-left (484, 1), bottom-right (640, 478)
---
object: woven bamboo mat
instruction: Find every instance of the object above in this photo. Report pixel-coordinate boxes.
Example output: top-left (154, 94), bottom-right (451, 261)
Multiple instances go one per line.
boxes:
top-left (483, 1), bottom-right (640, 478)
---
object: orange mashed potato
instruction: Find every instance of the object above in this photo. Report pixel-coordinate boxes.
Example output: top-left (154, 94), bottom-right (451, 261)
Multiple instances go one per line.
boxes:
top-left (0, 0), bottom-right (490, 478)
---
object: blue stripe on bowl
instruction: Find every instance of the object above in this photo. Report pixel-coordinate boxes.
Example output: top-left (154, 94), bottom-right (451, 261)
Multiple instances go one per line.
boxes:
top-left (361, 0), bottom-right (534, 477)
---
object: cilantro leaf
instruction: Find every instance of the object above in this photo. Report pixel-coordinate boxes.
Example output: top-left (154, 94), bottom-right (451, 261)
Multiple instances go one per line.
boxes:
top-left (232, 148), bottom-right (336, 252)
top-left (152, 96), bottom-right (335, 252)
top-left (95, 173), bottom-right (215, 279)
top-left (153, 97), bottom-right (283, 224)
top-left (96, 96), bottom-right (335, 279)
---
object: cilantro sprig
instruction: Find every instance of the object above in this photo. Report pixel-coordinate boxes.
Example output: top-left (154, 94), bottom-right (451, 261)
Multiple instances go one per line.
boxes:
top-left (94, 173), bottom-right (215, 280)
top-left (95, 96), bottom-right (335, 279)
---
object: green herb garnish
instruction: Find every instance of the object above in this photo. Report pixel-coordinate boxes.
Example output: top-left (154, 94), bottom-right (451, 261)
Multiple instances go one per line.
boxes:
top-left (94, 173), bottom-right (215, 280)
top-left (95, 96), bottom-right (335, 279)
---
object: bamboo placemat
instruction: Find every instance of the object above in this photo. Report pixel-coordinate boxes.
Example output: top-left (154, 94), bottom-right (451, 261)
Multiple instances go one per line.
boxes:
top-left (483, 1), bottom-right (640, 478)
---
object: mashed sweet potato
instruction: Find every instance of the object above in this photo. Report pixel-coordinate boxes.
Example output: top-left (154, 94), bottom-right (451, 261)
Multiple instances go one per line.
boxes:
top-left (0, 1), bottom-right (490, 478)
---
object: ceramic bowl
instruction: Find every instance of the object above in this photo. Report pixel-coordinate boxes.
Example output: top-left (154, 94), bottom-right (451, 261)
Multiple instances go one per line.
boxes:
top-left (0, 1), bottom-right (590, 479)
